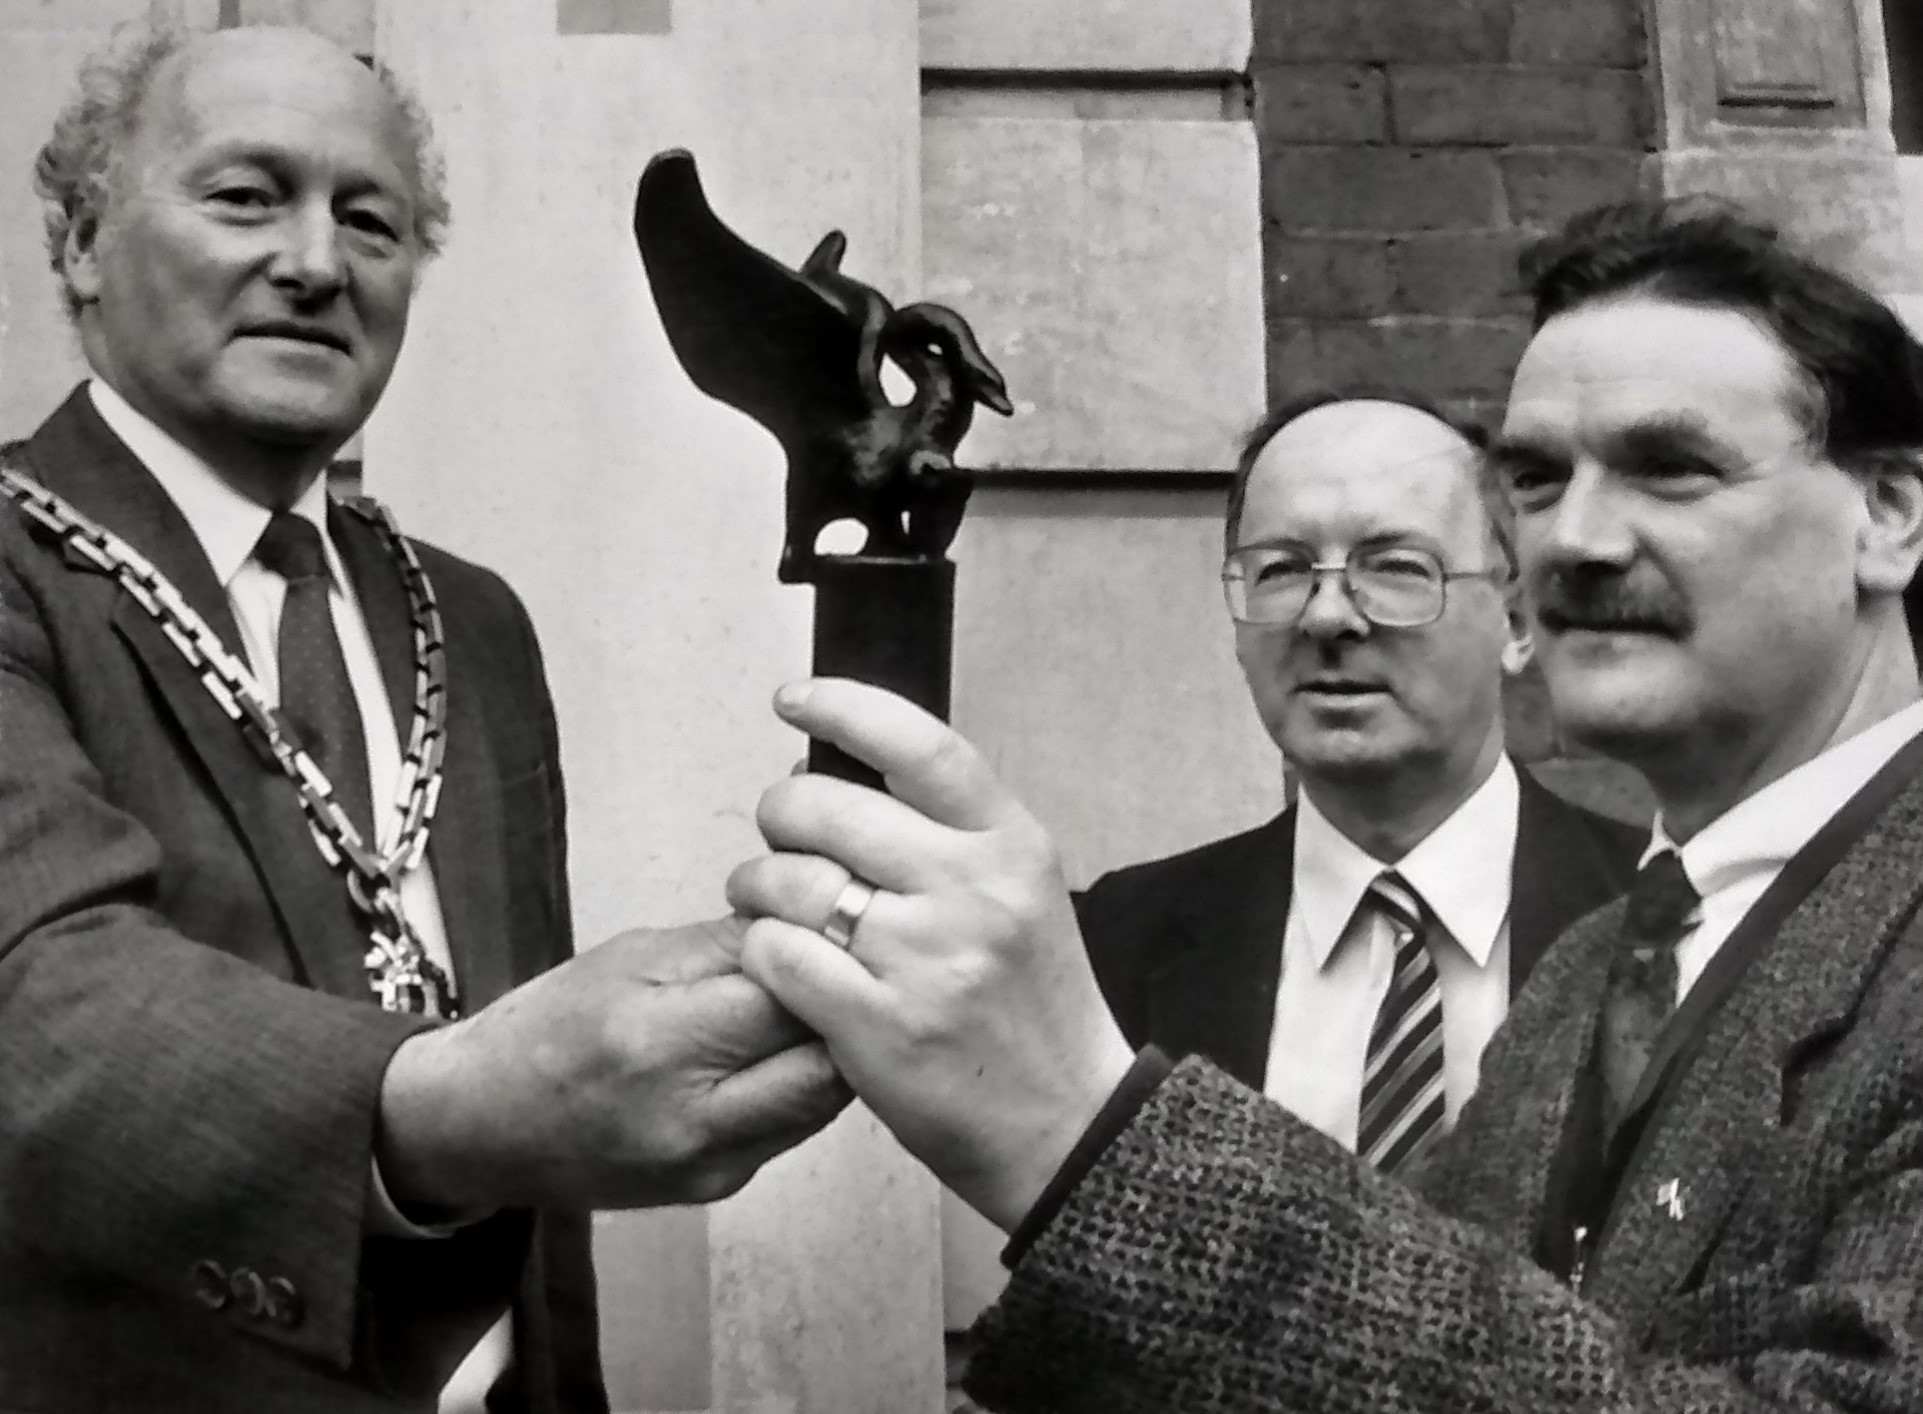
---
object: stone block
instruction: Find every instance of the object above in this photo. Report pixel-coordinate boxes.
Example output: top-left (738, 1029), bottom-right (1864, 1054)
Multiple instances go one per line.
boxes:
top-left (1266, 145), bottom-right (1506, 232)
top-left (1267, 316), bottom-right (1532, 400)
top-left (1390, 229), bottom-right (1532, 316)
top-left (1901, 156), bottom-right (1923, 280)
top-left (952, 485), bottom-right (1281, 888)
top-left (1442, 395), bottom-right (1506, 434)
top-left (923, 0), bottom-right (1249, 73)
top-left (1253, 0), bottom-right (1509, 64)
top-left (1391, 65), bottom-right (1652, 147)
top-left (1662, 148), bottom-right (1919, 294)
top-left (1255, 63), bottom-right (1390, 145)
top-left (1501, 147), bottom-right (1656, 229)
top-left (235, 0), bottom-right (373, 50)
top-left (1510, 0), bottom-right (1648, 67)
top-left (924, 117), bottom-right (1265, 472)
top-left (0, 0), bottom-right (147, 27)
top-left (1267, 233), bottom-right (1396, 316)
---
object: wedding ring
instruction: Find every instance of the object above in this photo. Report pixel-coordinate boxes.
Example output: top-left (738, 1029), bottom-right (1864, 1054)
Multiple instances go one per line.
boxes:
top-left (821, 877), bottom-right (877, 950)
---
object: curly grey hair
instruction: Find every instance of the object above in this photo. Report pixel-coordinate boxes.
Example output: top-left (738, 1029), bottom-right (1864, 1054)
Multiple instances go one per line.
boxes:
top-left (33, 24), bottom-right (452, 317)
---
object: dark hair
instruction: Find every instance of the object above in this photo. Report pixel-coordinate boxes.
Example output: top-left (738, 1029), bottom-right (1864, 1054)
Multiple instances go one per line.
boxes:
top-left (1522, 198), bottom-right (1923, 472)
top-left (1524, 197), bottom-right (1923, 635)
top-left (1225, 386), bottom-right (1514, 578)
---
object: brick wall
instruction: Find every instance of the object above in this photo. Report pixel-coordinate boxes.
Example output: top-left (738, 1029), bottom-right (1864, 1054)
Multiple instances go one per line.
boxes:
top-left (1253, 0), bottom-right (1658, 428)
top-left (1251, 0), bottom-right (1661, 818)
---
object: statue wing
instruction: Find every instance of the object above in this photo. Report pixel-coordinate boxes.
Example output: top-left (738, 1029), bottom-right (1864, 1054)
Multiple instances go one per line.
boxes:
top-left (633, 150), bottom-right (870, 462)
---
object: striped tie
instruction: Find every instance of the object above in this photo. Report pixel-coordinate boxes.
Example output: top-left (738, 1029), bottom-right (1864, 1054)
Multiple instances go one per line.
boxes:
top-left (1357, 871), bottom-right (1445, 1173)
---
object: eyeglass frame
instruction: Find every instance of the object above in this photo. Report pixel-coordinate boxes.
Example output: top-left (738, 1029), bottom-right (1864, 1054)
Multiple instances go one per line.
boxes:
top-left (1220, 541), bottom-right (1509, 629)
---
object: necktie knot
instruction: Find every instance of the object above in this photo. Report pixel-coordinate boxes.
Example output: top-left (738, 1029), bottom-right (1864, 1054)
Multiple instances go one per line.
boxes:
top-left (255, 512), bottom-right (330, 584)
top-left (1623, 849), bottom-right (1700, 946)
top-left (1367, 870), bottom-right (1426, 937)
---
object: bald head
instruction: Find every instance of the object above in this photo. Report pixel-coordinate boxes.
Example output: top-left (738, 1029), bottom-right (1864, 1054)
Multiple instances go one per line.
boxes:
top-left (1225, 391), bottom-right (1527, 838)
top-left (1226, 392), bottom-right (1512, 575)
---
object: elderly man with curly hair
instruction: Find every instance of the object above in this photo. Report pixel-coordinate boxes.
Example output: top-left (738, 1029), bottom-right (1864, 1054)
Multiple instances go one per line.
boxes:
top-left (0, 24), bottom-right (848, 1414)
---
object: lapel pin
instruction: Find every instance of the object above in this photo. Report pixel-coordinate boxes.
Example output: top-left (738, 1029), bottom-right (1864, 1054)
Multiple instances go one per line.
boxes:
top-left (1656, 1178), bottom-right (1687, 1222)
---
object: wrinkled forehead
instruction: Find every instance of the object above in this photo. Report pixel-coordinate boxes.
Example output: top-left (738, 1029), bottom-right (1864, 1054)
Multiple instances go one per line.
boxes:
top-left (1501, 296), bottom-right (1811, 455)
top-left (128, 33), bottom-right (414, 189)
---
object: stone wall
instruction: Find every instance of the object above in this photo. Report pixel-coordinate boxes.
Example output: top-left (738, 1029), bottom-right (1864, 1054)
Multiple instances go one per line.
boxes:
top-left (1244, 0), bottom-right (1661, 818)
top-left (1252, 0), bottom-right (1657, 427)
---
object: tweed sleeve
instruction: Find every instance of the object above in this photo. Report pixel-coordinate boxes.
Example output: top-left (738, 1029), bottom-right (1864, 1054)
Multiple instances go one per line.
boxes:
top-left (965, 1056), bottom-right (1923, 1414)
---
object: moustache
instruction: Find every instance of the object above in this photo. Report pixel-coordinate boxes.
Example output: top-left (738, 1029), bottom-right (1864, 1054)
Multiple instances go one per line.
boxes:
top-left (1531, 567), bottom-right (1692, 637)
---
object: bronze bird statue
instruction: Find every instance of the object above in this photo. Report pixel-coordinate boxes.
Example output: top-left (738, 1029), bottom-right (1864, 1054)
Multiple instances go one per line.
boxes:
top-left (633, 149), bottom-right (1013, 584)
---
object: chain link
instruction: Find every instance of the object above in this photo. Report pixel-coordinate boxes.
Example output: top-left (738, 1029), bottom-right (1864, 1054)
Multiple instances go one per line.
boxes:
top-left (1, 459), bottom-right (459, 1019)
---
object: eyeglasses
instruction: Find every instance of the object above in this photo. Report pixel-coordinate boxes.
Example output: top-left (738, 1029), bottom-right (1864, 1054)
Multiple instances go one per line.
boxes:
top-left (1221, 543), bottom-right (1504, 628)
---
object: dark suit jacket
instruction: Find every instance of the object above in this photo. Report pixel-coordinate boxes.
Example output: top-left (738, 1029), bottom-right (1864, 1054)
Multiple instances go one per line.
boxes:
top-left (967, 744), bottom-right (1923, 1413)
top-left (1076, 768), bottom-right (1643, 1088)
top-left (0, 389), bottom-right (606, 1413)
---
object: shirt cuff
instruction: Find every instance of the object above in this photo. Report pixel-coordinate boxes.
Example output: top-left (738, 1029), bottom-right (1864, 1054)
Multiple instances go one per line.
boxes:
top-left (365, 1157), bottom-right (466, 1239)
top-left (1000, 1046), bottom-right (1176, 1267)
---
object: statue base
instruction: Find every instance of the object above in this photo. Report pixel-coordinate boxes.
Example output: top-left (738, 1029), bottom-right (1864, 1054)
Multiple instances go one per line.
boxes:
top-left (808, 554), bottom-right (955, 791)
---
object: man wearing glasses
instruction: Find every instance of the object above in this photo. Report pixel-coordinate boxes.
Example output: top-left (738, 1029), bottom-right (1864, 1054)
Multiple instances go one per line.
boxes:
top-left (1078, 391), bottom-right (1640, 1171)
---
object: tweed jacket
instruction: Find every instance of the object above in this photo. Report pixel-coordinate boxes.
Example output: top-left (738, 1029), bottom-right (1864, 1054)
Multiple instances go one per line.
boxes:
top-left (967, 743), bottom-right (1923, 1412)
top-left (1076, 768), bottom-right (1643, 1089)
top-left (0, 389), bottom-right (606, 1413)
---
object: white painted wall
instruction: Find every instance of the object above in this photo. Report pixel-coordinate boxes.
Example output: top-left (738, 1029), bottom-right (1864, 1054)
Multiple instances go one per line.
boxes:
top-left (367, 3), bottom-right (940, 1409)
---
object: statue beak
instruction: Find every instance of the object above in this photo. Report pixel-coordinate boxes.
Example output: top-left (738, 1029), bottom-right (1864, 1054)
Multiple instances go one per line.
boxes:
top-left (978, 380), bottom-right (1015, 418)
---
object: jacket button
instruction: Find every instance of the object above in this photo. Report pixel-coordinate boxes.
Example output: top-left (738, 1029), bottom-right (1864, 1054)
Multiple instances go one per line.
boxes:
top-left (229, 1266), bottom-right (269, 1320)
top-left (264, 1276), bottom-right (304, 1330)
top-left (190, 1259), bottom-right (230, 1312)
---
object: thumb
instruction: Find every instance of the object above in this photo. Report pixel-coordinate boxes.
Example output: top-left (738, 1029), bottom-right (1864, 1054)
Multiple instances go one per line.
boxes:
top-left (739, 917), bottom-right (890, 1052)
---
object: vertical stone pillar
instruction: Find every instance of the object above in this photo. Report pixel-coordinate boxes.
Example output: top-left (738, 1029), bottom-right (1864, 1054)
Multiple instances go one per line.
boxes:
top-left (367, 2), bottom-right (941, 1410)
top-left (917, 0), bottom-right (1274, 1359)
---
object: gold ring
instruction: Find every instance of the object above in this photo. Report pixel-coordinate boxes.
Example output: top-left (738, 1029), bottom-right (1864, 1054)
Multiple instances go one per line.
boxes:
top-left (822, 878), bottom-right (877, 950)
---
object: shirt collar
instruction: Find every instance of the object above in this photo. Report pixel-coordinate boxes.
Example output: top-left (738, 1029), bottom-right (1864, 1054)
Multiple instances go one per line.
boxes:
top-left (1646, 697), bottom-right (1923, 896)
top-left (87, 378), bottom-right (337, 591)
top-left (1292, 755), bottom-right (1521, 969)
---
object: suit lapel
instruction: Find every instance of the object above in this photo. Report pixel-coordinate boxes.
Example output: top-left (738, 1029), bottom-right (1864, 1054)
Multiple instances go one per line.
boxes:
top-left (1438, 902), bottom-right (1622, 1251)
top-left (338, 518), bottom-right (517, 1013)
top-left (20, 389), bottom-right (246, 657)
top-left (1586, 759), bottom-right (1923, 1329)
top-left (20, 389), bottom-right (373, 999)
top-left (1153, 811), bottom-right (1294, 1089)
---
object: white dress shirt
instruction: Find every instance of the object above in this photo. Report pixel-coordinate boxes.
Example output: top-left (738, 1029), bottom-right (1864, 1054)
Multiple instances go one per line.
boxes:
top-left (1650, 697), bottom-right (1923, 1005)
top-left (1264, 755), bottom-right (1520, 1149)
top-left (87, 381), bottom-right (507, 1412)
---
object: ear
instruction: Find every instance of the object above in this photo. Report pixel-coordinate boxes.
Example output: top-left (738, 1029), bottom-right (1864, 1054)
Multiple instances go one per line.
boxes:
top-left (1855, 453), bottom-right (1923, 598)
top-left (1498, 580), bottom-right (1535, 677)
top-left (61, 201), bottom-right (104, 309)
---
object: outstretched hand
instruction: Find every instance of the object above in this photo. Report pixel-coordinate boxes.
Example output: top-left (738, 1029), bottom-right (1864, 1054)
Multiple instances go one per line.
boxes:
top-left (726, 679), bottom-right (1135, 1232)
top-left (377, 915), bottom-right (851, 1215)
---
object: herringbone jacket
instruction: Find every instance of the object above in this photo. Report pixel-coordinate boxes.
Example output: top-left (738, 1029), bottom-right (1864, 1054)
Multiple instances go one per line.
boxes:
top-left (967, 747), bottom-right (1923, 1412)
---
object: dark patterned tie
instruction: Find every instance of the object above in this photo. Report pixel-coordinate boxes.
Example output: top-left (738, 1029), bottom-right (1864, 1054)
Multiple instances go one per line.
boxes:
top-left (1598, 848), bottom-right (1701, 1133)
top-left (254, 513), bottom-right (374, 839)
top-left (1357, 871), bottom-right (1446, 1173)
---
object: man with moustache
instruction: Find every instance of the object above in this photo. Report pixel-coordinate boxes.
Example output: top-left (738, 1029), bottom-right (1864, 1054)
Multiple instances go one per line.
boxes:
top-left (0, 26), bottom-right (844, 1413)
top-left (1079, 390), bottom-right (1638, 1169)
top-left (729, 197), bottom-right (1923, 1412)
